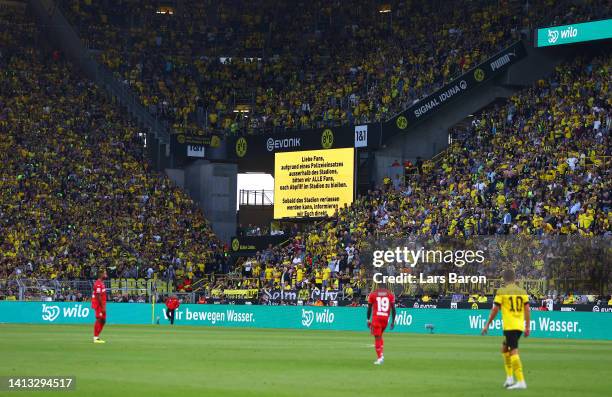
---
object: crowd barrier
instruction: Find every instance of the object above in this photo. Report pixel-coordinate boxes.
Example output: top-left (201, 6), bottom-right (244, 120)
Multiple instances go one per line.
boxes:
top-left (1, 302), bottom-right (610, 340)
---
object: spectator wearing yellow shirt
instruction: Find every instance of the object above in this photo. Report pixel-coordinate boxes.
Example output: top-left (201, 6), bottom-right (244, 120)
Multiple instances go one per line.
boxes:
top-left (322, 266), bottom-right (331, 288)
top-left (264, 265), bottom-right (274, 285)
top-left (296, 265), bottom-right (305, 287)
top-left (563, 294), bottom-right (575, 304)
top-left (314, 267), bottom-right (323, 289)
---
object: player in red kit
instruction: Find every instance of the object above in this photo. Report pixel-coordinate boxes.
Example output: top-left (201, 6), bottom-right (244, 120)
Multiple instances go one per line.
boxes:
top-left (367, 287), bottom-right (396, 365)
top-left (165, 295), bottom-right (180, 325)
top-left (92, 269), bottom-right (107, 343)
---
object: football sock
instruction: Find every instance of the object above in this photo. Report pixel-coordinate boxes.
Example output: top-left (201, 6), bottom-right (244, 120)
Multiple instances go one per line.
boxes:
top-left (502, 352), bottom-right (513, 377)
top-left (94, 321), bottom-right (101, 337)
top-left (510, 354), bottom-right (524, 382)
top-left (374, 337), bottom-right (383, 359)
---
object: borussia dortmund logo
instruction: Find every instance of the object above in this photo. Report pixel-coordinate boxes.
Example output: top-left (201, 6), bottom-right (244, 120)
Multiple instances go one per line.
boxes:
top-left (177, 134), bottom-right (186, 144)
top-left (396, 116), bottom-right (408, 130)
top-left (235, 137), bottom-right (247, 158)
top-left (231, 238), bottom-right (240, 252)
top-left (474, 68), bottom-right (485, 82)
top-left (210, 135), bottom-right (221, 148)
top-left (321, 129), bottom-right (334, 149)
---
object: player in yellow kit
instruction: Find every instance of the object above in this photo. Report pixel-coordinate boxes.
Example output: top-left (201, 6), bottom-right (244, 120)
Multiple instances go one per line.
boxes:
top-left (481, 269), bottom-right (531, 390)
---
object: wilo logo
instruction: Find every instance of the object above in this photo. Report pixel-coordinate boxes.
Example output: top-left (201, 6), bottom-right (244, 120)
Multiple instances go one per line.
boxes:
top-left (547, 29), bottom-right (559, 43)
top-left (301, 309), bottom-right (314, 327)
top-left (42, 304), bottom-right (90, 322)
top-left (42, 304), bottom-right (61, 322)
top-left (559, 26), bottom-right (578, 40)
top-left (301, 309), bottom-right (335, 327)
top-left (394, 311), bottom-right (413, 326)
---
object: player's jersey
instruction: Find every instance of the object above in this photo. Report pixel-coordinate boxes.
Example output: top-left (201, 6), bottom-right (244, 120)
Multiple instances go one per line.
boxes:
top-left (368, 289), bottom-right (395, 320)
top-left (92, 279), bottom-right (107, 310)
top-left (494, 283), bottom-right (529, 331)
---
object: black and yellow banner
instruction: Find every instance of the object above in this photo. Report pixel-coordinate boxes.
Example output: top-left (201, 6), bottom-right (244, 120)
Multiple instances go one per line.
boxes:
top-left (383, 41), bottom-right (527, 140)
top-left (230, 235), bottom-right (289, 253)
top-left (230, 126), bottom-right (379, 173)
top-left (170, 133), bottom-right (222, 164)
top-left (110, 278), bottom-right (174, 294)
top-left (210, 289), bottom-right (259, 299)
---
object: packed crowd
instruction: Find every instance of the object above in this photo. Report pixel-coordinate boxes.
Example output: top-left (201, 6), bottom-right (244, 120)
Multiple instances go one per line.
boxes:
top-left (380, 55), bottom-right (610, 238)
top-left (0, 10), bottom-right (225, 284)
top-left (1, 4), bottom-right (610, 305)
top-left (231, 54), bottom-right (610, 299)
top-left (59, 0), bottom-right (611, 136)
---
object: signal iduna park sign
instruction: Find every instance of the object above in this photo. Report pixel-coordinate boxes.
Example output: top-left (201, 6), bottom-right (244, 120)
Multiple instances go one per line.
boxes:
top-left (1, 302), bottom-right (611, 341)
top-left (536, 18), bottom-right (612, 47)
top-left (383, 41), bottom-right (527, 140)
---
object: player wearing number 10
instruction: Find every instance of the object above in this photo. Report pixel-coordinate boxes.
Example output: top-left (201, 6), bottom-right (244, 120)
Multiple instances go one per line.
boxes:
top-left (481, 269), bottom-right (531, 390)
top-left (367, 288), bottom-right (396, 365)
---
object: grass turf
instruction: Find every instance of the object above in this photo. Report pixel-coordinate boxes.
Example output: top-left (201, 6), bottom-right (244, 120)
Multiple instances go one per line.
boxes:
top-left (0, 324), bottom-right (610, 397)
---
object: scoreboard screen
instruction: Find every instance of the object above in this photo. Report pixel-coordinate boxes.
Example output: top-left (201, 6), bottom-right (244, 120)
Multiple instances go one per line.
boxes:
top-left (274, 148), bottom-right (354, 218)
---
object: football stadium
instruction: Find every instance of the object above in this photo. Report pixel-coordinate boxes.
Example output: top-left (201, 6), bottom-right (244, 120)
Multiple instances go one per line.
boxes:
top-left (0, 0), bottom-right (611, 396)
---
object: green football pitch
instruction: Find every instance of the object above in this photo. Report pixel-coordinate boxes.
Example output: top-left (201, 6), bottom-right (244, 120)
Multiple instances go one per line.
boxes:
top-left (1, 324), bottom-right (611, 397)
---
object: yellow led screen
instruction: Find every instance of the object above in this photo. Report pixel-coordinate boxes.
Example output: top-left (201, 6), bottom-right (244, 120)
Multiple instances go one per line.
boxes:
top-left (274, 148), bottom-right (354, 218)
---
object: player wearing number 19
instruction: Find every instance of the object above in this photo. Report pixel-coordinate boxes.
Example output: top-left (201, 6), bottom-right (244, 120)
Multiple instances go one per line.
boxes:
top-left (367, 287), bottom-right (396, 365)
top-left (481, 269), bottom-right (531, 390)
top-left (92, 268), bottom-right (108, 344)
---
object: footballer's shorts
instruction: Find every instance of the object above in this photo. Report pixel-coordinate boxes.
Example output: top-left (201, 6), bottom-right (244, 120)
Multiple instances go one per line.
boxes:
top-left (95, 309), bottom-right (107, 321)
top-left (370, 318), bottom-right (389, 337)
top-left (503, 330), bottom-right (522, 349)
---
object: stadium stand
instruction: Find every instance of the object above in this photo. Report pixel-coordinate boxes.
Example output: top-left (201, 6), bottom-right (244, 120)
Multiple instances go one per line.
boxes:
top-left (1, 4), bottom-right (611, 395)
top-left (0, 9), bottom-right (225, 284)
top-left (57, 0), bottom-right (610, 136)
top-left (0, 2), bottom-right (609, 304)
top-left (231, 54), bottom-right (610, 300)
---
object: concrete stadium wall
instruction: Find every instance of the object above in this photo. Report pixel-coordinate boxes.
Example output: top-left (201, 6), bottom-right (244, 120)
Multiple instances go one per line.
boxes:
top-left (237, 205), bottom-right (274, 230)
top-left (375, 77), bottom-right (514, 181)
top-left (167, 162), bottom-right (237, 243)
